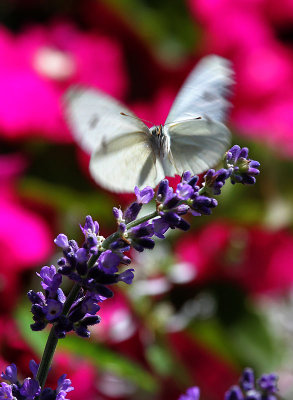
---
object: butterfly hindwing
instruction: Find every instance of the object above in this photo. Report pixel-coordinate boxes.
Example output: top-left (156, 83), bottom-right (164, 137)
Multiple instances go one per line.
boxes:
top-left (90, 131), bottom-right (164, 192)
top-left (167, 118), bottom-right (231, 175)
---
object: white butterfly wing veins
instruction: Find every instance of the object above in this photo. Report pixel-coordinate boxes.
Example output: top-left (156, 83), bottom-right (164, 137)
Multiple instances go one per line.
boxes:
top-left (64, 55), bottom-right (234, 192)
top-left (165, 55), bottom-right (234, 176)
top-left (64, 88), bottom-right (164, 192)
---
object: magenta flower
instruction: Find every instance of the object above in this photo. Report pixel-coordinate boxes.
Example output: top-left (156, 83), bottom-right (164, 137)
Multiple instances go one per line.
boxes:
top-left (0, 154), bottom-right (52, 312)
top-left (188, 0), bottom-right (293, 155)
top-left (0, 22), bottom-right (127, 142)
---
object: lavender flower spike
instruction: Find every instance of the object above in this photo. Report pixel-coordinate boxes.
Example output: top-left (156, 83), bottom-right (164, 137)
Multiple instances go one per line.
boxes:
top-left (225, 145), bottom-right (260, 185)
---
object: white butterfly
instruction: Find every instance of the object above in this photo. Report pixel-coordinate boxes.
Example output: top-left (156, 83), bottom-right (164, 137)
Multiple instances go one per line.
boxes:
top-left (64, 55), bottom-right (233, 192)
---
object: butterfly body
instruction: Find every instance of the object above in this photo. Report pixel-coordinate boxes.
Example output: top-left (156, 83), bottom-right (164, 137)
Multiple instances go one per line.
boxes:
top-left (148, 124), bottom-right (170, 159)
top-left (65, 55), bottom-right (234, 192)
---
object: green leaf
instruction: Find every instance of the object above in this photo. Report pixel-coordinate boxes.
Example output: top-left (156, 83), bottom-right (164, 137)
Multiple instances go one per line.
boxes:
top-left (188, 319), bottom-right (238, 364)
top-left (189, 308), bottom-right (281, 372)
top-left (60, 335), bottom-right (158, 392)
top-left (228, 310), bottom-right (281, 372)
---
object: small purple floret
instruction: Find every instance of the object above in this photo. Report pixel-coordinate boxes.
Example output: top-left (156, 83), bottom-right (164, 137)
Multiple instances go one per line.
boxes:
top-left (240, 368), bottom-right (255, 391)
top-left (1, 364), bottom-right (18, 384)
top-left (54, 234), bottom-right (69, 249)
top-left (179, 386), bottom-right (200, 400)
top-left (134, 185), bottom-right (154, 204)
top-left (117, 268), bottom-right (135, 284)
top-left (0, 382), bottom-right (14, 400)
top-left (225, 385), bottom-right (244, 400)
top-left (20, 377), bottom-right (41, 400)
top-left (44, 299), bottom-right (63, 321)
top-left (98, 250), bottom-right (121, 274)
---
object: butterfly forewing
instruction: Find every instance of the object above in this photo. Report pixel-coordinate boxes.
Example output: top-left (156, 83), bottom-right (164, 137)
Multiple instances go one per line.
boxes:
top-left (165, 55), bottom-right (233, 125)
top-left (64, 88), bottom-right (149, 154)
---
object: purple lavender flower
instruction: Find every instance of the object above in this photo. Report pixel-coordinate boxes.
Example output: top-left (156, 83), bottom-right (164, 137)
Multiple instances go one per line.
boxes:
top-left (80, 294), bottom-right (101, 315)
top-left (43, 299), bottom-right (63, 321)
top-left (257, 373), bottom-right (278, 393)
top-left (29, 361), bottom-right (38, 380)
top-left (54, 234), bottom-right (69, 250)
top-left (98, 250), bottom-right (121, 274)
top-left (73, 315), bottom-right (101, 338)
top-left (156, 179), bottom-right (171, 202)
top-left (117, 268), bottom-right (135, 284)
top-left (225, 385), bottom-right (244, 400)
top-left (1, 364), bottom-right (17, 384)
top-left (80, 215), bottom-right (100, 249)
top-left (128, 222), bottom-right (155, 252)
top-left (153, 218), bottom-right (170, 239)
top-left (179, 386), bottom-right (200, 400)
top-left (56, 374), bottom-right (74, 400)
top-left (113, 207), bottom-right (123, 222)
top-left (0, 361), bottom-right (74, 400)
top-left (124, 202), bottom-right (142, 224)
top-left (181, 171), bottom-right (199, 189)
top-left (240, 368), bottom-right (255, 391)
top-left (225, 368), bottom-right (279, 400)
top-left (20, 378), bottom-right (41, 400)
top-left (134, 185), bottom-right (154, 204)
top-left (225, 145), bottom-right (260, 185)
top-left (0, 382), bottom-right (15, 400)
top-left (37, 266), bottom-right (62, 297)
top-left (203, 168), bottom-right (231, 195)
top-left (176, 183), bottom-right (194, 200)
top-left (190, 195), bottom-right (218, 216)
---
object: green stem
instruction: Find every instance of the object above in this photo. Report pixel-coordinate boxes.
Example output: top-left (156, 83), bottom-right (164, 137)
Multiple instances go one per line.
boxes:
top-left (102, 210), bottom-right (158, 249)
top-left (36, 327), bottom-right (58, 389)
top-left (36, 209), bottom-right (159, 389)
top-left (36, 283), bottom-right (82, 388)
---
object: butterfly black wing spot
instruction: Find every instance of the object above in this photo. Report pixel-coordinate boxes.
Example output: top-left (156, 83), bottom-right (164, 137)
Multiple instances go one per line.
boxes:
top-left (202, 91), bottom-right (218, 102)
top-left (89, 115), bottom-right (99, 129)
top-left (101, 137), bottom-right (108, 152)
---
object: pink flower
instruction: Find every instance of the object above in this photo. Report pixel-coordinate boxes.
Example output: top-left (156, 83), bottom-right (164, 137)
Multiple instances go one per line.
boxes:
top-left (188, 0), bottom-right (293, 155)
top-left (175, 222), bottom-right (293, 295)
top-left (53, 354), bottom-right (97, 400)
top-left (92, 291), bottom-right (136, 343)
top-left (0, 154), bottom-right (52, 312)
top-left (0, 22), bottom-right (127, 141)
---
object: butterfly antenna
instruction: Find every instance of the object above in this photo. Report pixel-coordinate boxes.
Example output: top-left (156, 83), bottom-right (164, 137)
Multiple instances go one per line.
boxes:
top-left (120, 112), bottom-right (153, 126)
top-left (164, 116), bottom-right (202, 127)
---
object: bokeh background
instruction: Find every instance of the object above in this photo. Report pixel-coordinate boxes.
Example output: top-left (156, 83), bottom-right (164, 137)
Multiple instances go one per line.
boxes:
top-left (1, 0), bottom-right (293, 399)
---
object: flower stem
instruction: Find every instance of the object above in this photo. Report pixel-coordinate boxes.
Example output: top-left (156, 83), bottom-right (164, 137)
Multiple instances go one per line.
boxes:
top-left (36, 327), bottom-right (58, 389)
top-left (36, 283), bottom-right (82, 389)
top-left (102, 210), bottom-right (158, 249)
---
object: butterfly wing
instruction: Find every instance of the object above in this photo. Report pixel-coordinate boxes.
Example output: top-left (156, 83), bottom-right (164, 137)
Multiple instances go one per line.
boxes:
top-left (64, 87), bottom-right (150, 154)
top-left (165, 55), bottom-right (233, 125)
top-left (166, 118), bottom-right (231, 175)
top-left (90, 132), bottom-right (166, 192)
top-left (164, 55), bottom-right (233, 175)
top-left (64, 87), bottom-right (164, 192)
